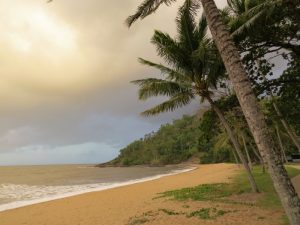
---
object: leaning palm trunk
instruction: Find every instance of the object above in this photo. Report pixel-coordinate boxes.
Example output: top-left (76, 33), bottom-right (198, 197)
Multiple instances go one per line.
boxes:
top-left (272, 102), bottom-right (300, 152)
top-left (200, 0), bottom-right (300, 224)
top-left (276, 125), bottom-right (288, 164)
top-left (262, 75), bottom-right (300, 152)
top-left (232, 146), bottom-right (240, 167)
top-left (206, 96), bottom-right (259, 193)
top-left (250, 143), bottom-right (265, 173)
top-left (242, 133), bottom-right (253, 170)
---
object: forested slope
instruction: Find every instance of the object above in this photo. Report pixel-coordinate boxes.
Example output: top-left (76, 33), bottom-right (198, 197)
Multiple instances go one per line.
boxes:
top-left (106, 95), bottom-right (299, 166)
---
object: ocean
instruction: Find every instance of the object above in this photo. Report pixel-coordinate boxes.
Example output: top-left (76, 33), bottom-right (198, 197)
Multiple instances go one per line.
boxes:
top-left (0, 164), bottom-right (193, 212)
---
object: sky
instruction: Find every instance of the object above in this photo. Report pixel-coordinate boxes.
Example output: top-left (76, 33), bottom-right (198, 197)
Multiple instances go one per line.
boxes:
top-left (0, 0), bottom-right (227, 165)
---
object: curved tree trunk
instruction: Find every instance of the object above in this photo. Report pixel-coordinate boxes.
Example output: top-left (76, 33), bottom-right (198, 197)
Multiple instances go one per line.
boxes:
top-left (272, 102), bottom-right (300, 152)
top-left (250, 143), bottom-right (265, 173)
top-left (276, 125), bottom-right (288, 164)
top-left (206, 96), bottom-right (259, 193)
top-left (200, 0), bottom-right (300, 224)
top-left (262, 74), bottom-right (300, 152)
top-left (242, 133), bottom-right (253, 170)
top-left (232, 146), bottom-right (240, 167)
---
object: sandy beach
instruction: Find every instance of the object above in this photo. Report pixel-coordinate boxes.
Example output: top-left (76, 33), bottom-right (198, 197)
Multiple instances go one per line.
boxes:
top-left (0, 163), bottom-right (284, 225)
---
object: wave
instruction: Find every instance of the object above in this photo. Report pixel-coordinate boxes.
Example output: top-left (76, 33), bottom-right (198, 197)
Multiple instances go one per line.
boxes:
top-left (0, 167), bottom-right (196, 212)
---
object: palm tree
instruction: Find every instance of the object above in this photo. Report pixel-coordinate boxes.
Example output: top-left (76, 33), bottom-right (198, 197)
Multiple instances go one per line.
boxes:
top-left (225, 107), bottom-right (254, 169)
top-left (275, 124), bottom-right (288, 163)
top-left (226, 0), bottom-right (300, 44)
top-left (132, 0), bottom-right (259, 192)
top-left (224, 0), bottom-right (300, 152)
top-left (126, 0), bottom-right (300, 224)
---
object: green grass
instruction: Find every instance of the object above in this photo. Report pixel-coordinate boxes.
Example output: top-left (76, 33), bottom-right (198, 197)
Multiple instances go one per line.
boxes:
top-left (159, 208), bottom-right (182, 215)
top-left (187, 207), bottom-right (232, 220)
top-left (232, 166), bottom-right (300, 209)
top-left (158, 165), bottom-right (300, 209)
top-left (158, 183), bottom-right (233, 201)
top-left (187, 208), bottom-right (210, 219)
top-left (156, 166), bottom-right (300, 224)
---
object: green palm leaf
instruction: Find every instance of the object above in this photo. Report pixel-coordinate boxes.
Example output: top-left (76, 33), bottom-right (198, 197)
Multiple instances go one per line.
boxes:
top-left (132, 78), bottom-right (191, 100)
top-left (228, 0), bottom-right (283, 37)
top-left (176, 0), bottom-right (200, 53)
top-left (151, 30), bottom-right (191, 72)
top-left (131, 0), bottom-right (227, 117)
top-left (194, 15), bottom-right (208, 43)
top-left (126, 0), bottom-right (177, 27)
top-left (138, 58), bottom-right (188, 82)
top-left (141, 92), bottom-right (194, 116)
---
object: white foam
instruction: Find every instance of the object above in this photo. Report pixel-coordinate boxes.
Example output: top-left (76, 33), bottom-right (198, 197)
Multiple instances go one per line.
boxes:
top-left (0, 167), bottom-right (196, 212)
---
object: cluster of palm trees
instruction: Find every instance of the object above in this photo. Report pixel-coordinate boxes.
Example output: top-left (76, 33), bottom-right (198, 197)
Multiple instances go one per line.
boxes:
top-left (126, 0), bottom-right (300, 224)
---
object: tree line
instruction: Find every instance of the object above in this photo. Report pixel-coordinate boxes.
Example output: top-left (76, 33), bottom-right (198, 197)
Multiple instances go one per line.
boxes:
top-left (111, 95), bottom-right (299, 166)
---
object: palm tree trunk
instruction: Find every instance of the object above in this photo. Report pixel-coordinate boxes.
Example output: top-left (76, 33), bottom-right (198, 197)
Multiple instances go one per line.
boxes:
top-left (250, 143), bottom-right (265, 172)
top-left (232, 146), bottom-right (240, 167)
top-left (206, 96), bottom-right (259, 193)
top-left (272, 102), bottom-right (300, 152)
top-left (276, 124), bottom-right (288, 164)
top-left (200, 0), bottom-right (300, 224)
top-left (261, 75), bottom-right (300, 152)
top-left (242, 133), bottom-right (252, 170)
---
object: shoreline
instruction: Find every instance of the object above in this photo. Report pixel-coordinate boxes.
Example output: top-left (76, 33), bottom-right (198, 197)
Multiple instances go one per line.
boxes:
top-left (0, 166), bottom-right (196, 213)
top-left (0, 163), bottom-right (239, 225)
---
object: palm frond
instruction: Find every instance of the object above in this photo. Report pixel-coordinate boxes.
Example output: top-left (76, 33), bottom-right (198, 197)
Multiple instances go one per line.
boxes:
top-left (192, 37), bottom-right (211, 63)
top-left (230, 10), bottom-right (265, 37)
top-left (194, 15), bottom-right (208, 42)
top-left (141, 92), bottom-right (194, 116)
top-left (130, 0), bottom-right (228, 117)
top-left (206, 49), bottom-right (226, 89)
top-left (176, 0), bottom-right (200, 53)
top-left (230, 0), bottom-right (282, 37)
top-left (151, 30), bottom-right (191, 72)
top-left (227, 0), bottom-right (247, 15)
top-left (132, 78), bottom-right (191, 100)
top-left (126, 0), bottom-right (177, 27)
top-left (138, 58), bottom-right (187, 81)
top-left (214, 131), bottom-right (230, 149)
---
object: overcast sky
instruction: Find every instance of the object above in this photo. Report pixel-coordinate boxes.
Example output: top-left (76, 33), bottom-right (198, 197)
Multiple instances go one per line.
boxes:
top-left (0, 0), bottom-right (227, 165)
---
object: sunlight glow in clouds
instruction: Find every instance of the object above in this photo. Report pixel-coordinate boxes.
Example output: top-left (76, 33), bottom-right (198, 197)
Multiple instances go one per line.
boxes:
top-left (6, 5), bottom-right (76, 55)
top-left (0, 0), bottom-right (228, 165)
top-left (0, 1), bottom-right (95, 107)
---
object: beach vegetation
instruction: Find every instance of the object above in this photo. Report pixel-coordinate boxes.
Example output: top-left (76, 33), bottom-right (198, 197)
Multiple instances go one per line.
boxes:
top-left (158, 166), bottom-right (300, 209)
top-left (109, 93), bottom-right (299, 167)
top-left (186, 207), bottom-right (232, 219)
top-left (158, 208), bottom-right (182, 215)
top-left (158, 183), bottom-right (232, 201)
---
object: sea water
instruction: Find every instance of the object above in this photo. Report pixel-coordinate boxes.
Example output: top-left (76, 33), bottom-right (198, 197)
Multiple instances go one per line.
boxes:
top-left (0, 164), bottom-right (193, 212)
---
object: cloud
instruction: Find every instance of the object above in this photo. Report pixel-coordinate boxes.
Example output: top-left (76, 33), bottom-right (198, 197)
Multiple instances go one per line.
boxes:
top-left (0, 0), bottom-right (227, 165)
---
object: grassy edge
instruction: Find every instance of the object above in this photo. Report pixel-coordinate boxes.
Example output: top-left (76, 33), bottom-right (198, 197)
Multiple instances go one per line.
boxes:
top-left (157, 165), bottom-right (300, 224)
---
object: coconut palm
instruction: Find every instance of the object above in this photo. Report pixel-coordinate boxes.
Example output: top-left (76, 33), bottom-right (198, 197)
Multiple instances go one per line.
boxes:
top-left (226, 0), bottom-right (300, 42)
top-left (132, 0), bottom-right (259, 192)
top-left (225, 107), bottom-right (254, 168)
top-left (224, 0), bottom-right (300, 151)
top-left (127, 0), bottom-right (300, 223)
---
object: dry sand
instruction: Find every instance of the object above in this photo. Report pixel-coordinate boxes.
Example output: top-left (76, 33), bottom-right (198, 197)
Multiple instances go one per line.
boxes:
top-left (0, 163), bottom-right (284, 225)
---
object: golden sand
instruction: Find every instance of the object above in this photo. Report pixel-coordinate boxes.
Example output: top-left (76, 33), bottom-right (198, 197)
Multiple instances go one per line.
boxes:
top-left (0, 163), bottom-right (283, 225)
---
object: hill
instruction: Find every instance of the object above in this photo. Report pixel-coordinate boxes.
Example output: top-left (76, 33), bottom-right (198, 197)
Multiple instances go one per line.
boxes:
top-left (103, 94), bottom-right (300, 167)
top-left (105, 108), bottom-right (236, 166)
